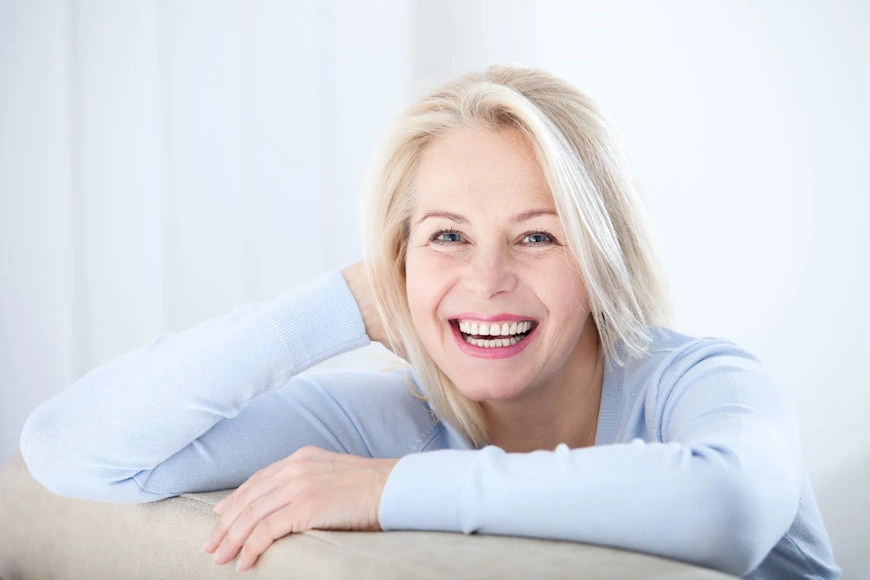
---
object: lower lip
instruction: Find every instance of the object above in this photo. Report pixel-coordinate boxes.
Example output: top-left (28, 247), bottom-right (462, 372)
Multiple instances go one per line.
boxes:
top-left (449, 321), bottom-right (539, 360)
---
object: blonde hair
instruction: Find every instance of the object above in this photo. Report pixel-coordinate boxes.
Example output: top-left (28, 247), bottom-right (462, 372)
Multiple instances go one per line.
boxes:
top-left (360, 64), bottom-right (672, 448)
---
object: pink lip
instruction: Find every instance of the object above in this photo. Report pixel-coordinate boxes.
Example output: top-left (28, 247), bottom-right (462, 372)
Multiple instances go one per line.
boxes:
top-left (450, 312), bottom-right (536, 323)
top-left (449, 319), bottom-right (539, 360)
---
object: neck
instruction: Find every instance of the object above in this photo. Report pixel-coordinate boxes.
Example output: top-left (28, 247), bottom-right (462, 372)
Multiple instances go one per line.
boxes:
top-left (481, 316), bottom-right (603, 453)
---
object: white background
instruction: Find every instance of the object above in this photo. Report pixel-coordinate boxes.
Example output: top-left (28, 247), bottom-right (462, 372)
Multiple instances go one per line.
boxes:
top-left (1, 1), bottom-right (867, 576)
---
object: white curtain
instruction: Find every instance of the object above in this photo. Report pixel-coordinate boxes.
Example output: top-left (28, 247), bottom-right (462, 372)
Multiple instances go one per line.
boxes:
top-left (0, 0), bottom-right (417, 460)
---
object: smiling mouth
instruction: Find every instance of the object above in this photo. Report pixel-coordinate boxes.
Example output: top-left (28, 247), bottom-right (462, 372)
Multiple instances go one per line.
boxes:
top-left (449, 319), bottom-right (539, 348)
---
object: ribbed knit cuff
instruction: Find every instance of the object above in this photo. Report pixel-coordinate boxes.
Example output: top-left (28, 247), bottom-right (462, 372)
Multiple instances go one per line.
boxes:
top-left (378, 448), bottom-right (479, 533)
top-left (268, 269), bottom-right (370, 374)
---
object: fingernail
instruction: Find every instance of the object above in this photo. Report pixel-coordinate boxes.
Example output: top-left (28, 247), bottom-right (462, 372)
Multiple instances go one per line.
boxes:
top-left (236, 560), bottom-right (245, 572)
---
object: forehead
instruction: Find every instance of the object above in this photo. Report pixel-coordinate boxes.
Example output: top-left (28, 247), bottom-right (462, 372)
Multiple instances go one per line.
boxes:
top-left (412, 125), bottom-right (554, 213)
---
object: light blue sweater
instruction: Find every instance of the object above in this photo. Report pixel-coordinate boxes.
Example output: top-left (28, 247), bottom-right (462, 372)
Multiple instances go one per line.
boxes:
top-left (19, 269), bottom-right (839, 579)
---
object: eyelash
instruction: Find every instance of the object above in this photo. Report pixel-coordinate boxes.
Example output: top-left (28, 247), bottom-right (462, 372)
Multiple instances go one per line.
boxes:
top-left (429, 228), bottom-right (556, 246)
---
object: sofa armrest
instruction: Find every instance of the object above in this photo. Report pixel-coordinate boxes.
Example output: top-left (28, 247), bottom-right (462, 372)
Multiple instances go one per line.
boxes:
top-left (0, 450), bottom-right (736, 579)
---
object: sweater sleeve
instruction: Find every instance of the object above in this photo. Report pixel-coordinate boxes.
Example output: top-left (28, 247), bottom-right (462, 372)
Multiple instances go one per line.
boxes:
top-left (377, 339), bottom-right (803, 578)
top-left (19, 269), bottom-right (425, 504)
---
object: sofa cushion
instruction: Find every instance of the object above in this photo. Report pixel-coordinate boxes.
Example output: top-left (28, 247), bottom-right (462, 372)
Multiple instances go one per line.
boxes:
top-left (0, 451), bottom-right (736, 579)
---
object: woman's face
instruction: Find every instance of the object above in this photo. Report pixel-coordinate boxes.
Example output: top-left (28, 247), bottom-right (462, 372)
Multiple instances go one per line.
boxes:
top-left (405, 125), bottom-right (593, 402)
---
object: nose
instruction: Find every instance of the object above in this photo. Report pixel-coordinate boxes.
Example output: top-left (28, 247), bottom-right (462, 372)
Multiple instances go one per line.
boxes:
top-left (463, 245), bottom-right (518, 299)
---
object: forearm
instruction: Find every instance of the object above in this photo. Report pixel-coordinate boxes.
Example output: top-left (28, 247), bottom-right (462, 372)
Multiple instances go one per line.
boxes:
top-left (378, 341), bottom-right (803, 577)
top-left (19, 269), bottom-right (370, 499)
top-left (380, 437), bottom-right (797, 577)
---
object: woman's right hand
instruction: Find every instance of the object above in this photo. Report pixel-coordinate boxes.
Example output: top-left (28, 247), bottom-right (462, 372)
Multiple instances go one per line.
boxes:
top-left (340, 261), bottom-right (389, 349)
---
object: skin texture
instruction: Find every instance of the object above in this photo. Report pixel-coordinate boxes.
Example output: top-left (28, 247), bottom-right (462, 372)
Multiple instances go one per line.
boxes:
top-left (406, 125), bottom-right (603, 453)
top-left (203, 446), bottom-right (399, 571)
top-left (341, 261), bottom-right (387, 344)
top-left (203, 124), bottom-right (602, 571)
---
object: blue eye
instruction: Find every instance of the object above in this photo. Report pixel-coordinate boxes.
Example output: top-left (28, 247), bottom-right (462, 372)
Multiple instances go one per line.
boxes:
top-left (524, 234), bottom-right (546, 244)
top-left (429, 229), bottom-right (557, 246)
top-left (431, 229), bottom-right (463, 244)
top-left (522, 231), bottom-right (554, 244)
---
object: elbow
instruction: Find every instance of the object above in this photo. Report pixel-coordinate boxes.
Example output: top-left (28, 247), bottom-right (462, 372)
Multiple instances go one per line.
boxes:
top-left (19, 407), bottom-right (120, 501)
top-left (697, 470), bottom-right (800, 577)
top-left (19, 406), bottom-right (77, 497)
top-left (20, 409), bottom-right (168, 504)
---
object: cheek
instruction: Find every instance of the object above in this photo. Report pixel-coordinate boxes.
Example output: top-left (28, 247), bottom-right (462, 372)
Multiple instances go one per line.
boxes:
top-left (404, 251), bottom-right (448, 332)
top-left (536, 268), bottom-right (590, 322)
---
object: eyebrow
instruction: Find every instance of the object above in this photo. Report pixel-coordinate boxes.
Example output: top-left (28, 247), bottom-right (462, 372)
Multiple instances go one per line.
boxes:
top-left (415, 209), bottom-right (558, 226)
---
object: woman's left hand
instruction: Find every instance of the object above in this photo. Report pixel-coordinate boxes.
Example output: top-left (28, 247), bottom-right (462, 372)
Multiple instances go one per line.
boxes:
top-left (201, 445), bottom-right (401, 572)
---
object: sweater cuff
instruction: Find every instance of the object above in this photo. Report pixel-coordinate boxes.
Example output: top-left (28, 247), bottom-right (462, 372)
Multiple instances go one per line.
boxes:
top-left (378, 448), bottom-right (480, 533)
top-left (268, 269), bottom-right (370, 374)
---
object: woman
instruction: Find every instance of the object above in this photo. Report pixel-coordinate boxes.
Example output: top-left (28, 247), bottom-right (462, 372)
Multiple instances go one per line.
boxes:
top-left (20, 64), bottom-right (839, 578)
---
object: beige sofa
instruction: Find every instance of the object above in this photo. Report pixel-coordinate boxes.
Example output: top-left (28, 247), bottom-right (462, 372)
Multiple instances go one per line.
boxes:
top-left (0, 450), bottom-right (736, 579)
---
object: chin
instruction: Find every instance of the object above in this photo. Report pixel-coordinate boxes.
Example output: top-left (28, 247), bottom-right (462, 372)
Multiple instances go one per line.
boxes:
top-left (450, 375), bottom-right (531, 402)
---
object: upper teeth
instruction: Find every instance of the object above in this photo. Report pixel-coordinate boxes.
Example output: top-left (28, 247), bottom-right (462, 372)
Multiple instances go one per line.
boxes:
top-left (458, 320), bottom-right (532, 336)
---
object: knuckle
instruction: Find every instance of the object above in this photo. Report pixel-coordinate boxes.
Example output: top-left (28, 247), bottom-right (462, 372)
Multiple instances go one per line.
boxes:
top-left (212, 523), bottom-right (227, 540)
top-left (226, 522), bottom-right (247, 546)
top-left (252, 516), bottom-right (275, 541)
top-left (258, 461), bottom-right (281, 479)
top-left (295, 445), bottom-right (319, 459)
top-left (239, 502), bottom-right (256, 524)
top-left (286, 463), bottom-right (308, 478)
top-left (267, 463), bottom-right (286, 479)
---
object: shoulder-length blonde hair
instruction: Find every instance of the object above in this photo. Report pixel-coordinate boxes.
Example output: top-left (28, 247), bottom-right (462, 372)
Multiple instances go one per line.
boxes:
top-left (361, 64), bottom-right (672, 449)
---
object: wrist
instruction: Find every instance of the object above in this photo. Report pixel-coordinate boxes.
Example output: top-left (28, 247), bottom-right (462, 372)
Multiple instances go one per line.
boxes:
top-left (374, 457), bottom-right (401, 532)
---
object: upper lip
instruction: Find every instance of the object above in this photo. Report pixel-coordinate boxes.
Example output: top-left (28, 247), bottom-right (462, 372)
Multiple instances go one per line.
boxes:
top-left (449, 312), bottom-right (537, 323)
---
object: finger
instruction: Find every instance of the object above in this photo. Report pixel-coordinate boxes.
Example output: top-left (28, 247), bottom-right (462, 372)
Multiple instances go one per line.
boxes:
top-left (213, 465), bottom-right (279, 520)
top-left (214, 480), bottom-right (254, 516)
top-left (236, 504), bottom-right (299, 572)
top-left (205, 480), bottom-right (278, 556)
top-left (213, 494), bottom-right (229, 515)
top-left (214, 447), bottom-right (325, 516)
top-left (216, 452), bottom-right (328, 517)
top-left (212, 484), bottom-right (294, 566)
top-left (214, 463), bottom-right (282, 515)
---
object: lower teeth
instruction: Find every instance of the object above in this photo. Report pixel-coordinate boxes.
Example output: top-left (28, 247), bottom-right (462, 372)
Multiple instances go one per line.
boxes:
top-left (461, 333), bottom-right (529, 348)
